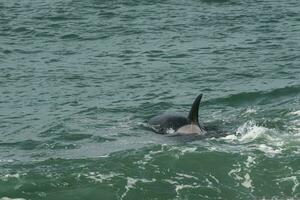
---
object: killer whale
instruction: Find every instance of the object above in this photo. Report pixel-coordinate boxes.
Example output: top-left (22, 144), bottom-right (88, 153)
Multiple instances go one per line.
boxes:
top-left (148, 94), bottom-right (205, 135)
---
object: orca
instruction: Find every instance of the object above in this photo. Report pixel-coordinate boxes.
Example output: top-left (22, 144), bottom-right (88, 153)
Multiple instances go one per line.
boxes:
top-left (148, 94), bottom-right (205, 135)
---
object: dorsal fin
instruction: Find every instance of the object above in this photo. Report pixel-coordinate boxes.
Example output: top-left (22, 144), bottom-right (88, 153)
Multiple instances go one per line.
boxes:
top-left (187, 94), bottom-right (203, 124)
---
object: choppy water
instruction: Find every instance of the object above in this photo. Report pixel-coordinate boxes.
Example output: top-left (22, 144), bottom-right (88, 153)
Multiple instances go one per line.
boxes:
top-left (1, 0), bottom-right (300, 199)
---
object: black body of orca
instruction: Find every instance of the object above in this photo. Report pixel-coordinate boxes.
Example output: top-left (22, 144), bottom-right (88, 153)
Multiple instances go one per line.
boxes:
top-left (148, 94), bottom-right (205, 135)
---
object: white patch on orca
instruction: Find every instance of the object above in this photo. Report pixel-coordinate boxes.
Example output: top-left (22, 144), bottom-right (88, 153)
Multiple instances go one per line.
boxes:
top-left (176, 124), bottom-right (202, 135)
top-left (148, 94), bottom-right (204, 135)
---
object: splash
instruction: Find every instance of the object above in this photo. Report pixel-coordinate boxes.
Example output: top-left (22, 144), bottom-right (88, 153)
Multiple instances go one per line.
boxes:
top-left (219, 121), bottom-right (284, 157)
top-left (236, 121), bottom-right (269, 142)
top-left (220, 121), bottom-right (273, 143)
top-left (290, 110), bottom-right (300, 116)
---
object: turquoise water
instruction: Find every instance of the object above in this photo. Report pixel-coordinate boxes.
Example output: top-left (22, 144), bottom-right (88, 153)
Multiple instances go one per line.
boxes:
top-left (1, 0), bottom-right (300, 199)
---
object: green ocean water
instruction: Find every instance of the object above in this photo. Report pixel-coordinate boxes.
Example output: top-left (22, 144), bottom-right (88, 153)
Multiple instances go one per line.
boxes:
top-left (0, 0), bottom-right (300, 199)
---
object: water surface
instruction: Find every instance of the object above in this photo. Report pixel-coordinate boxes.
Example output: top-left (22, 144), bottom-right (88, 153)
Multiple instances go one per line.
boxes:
top-left (0, 0), bottom-right (300, 199)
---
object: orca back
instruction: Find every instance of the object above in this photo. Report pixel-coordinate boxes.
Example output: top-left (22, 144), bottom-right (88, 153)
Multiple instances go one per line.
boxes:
top-left (148, 114), bottom-right (189, 134)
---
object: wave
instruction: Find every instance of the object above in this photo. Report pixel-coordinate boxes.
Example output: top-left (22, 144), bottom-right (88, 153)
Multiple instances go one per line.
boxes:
top-left (0, 140), bottom-right (43, 150)
top-left (204, 85), bottom-right (300, 107)
top-left (0, 197), bottom-right (26, 200)
top-left (290, 110), bottom-right (300, 116)
top-left (60, 33), bottom-right (80, 40)
top-left (200, 0), bottom-right (232, 4)
top-left (217, 120), bottom-right (285, 157)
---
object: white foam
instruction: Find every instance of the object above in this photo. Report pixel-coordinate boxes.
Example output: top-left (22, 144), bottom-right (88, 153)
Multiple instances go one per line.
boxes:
top-left (120, 177), bottom-right (156, 200)
top-left (164, 176), bottom-right (218, 197)
top-left (276, 176), bottom-right (299, 194)
top-left (98, 154), bottom-right (110, 158)
top-left (120, 177), bottom-right (137, 200)
top-left (228, 162), bottom-right (243, 183)
top-left (290, 110), bottom-right (300, 116)
top-left (220, 121), bottom-right (271, 144)
top-left (180, 147), bottom-right (197, 154)
top-left (245, 156), bottom-right (256, 168)
top-left (241, 173), bottom-right (253, 189)
top-left (0, 159), bottom-right (14, 163)
top-left (217, 121), bottom-right (285, 157)
top-left (164, 179), bottom-right (178, 185)
top-left (3, 174), bottom-right (20, 178)
top-left (221, 134), bottom-right (238, 141)
top-left (166, 146), bottom-right (197, 157)
top-left (175, 184), bottom-right (201, 196)
top-left (228, 168), bottom-right (243, 181)
top-left (176, 173), bottom-right (199, 180)
top-left (134, 146), bottom-right (166, 167)
top-left (257, 144), bottom-right (282, 157)
top-left (228, 159), bottom-right (255, 190)
top-left (209, 174), bottom-right (219, 184)
top-left (149, 146), bottom-right (165, 156)
top-left (245, 108), bottom-right (257, 114)
top-left (0, 198), bottom-right (26, 200)
top-left (84, 172), bottom-right (121, 183)
top-left (0, 173), bottom-right (25, 181)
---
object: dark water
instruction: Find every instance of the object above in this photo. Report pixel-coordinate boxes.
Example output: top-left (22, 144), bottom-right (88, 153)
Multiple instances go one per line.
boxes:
top-left (1, 0), bottom-right (300, 199)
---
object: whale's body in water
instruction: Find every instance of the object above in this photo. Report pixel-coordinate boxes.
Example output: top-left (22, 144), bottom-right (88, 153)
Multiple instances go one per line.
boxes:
top-left (148, 94), bottom-right (205, 135)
